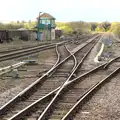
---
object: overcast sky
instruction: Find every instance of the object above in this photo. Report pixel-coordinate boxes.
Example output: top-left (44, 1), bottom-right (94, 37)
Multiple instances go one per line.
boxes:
top-left (1, 0), bottom-right (120, 22)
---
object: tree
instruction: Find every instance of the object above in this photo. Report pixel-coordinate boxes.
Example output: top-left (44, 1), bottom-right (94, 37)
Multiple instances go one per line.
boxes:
top-left (95, 24), bottom-right (105, 32)
top-left (90, 22), bottom-right (98, 31)
top-left (17, 21), bottom-right (20, 24)
top-left (61, 25), bottom-right (72, 34)
top-left (24, 21), bottom-right (36, 30)
top-left (101, 21), bottom-right (111, 31)
top-left (109, 22), bottom-right (120, 38)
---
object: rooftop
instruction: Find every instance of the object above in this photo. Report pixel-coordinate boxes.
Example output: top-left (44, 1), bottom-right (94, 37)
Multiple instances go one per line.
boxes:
top-left (37, 12), bottom-right (55, 20)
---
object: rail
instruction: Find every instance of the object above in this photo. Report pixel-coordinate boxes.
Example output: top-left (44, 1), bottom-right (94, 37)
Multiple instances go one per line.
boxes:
top-left (37, 35), bottom-right (101, 120)
top-left (8, 63), bottom-right (107, 120)
top-left (0, 41), bottom-right (66, 62)
top-left (61, 66), bottom-right (120, 120)
top-left (0, 34), bottom-right (100, 118)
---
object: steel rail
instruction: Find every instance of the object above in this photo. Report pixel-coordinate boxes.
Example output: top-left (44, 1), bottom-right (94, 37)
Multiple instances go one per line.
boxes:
top-left (0, 46), bottom-right (55, 62)
top-left (0, 41), bottom-right (66, 62)
top-left (8, 43), bottom-right (76, 120)
top-left (72, 36), bottom-right (103, 75)
top-left (0, 41), bottom-right (65, 58)
top-left (104, 56), bottom-right (120, 68)
top-left (8, 43), bottom-right (77, 120)
top-left (0, 40), bottom-right (65, 54)
top-left (48, 44), bottom-right (72, 77)
top-left (61, 66), bottom-right (120, 120)
top-left (0, 43), bottom-right (55, 58)
top-left (67, 62), bottom-right (107, 85)
top-left (65, 43), bottom-right (77, 72)
top-left (0, 43), bottom-right (61, 115)
top-left (8, 63), bottom-right (107, 120)
top-left (0, 34), bottom-right (99, 117)
top-left (37, 35), bottom-right (101, 120)
top-left (0, 42), bottom-right (52, 54)
top-left (51, 44), bottom-right (60, 68)
top-left (0, 62), bottom-right (27, 76)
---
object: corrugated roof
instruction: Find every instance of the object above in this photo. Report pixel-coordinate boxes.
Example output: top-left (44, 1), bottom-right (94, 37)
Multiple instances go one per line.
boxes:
top-left (37, 12), bottom-right (55, 20)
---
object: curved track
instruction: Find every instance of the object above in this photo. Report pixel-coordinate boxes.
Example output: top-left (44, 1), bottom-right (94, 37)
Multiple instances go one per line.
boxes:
top-left (0, 34), bottom-right (100, 120)
top-left (37, 35), bottom-right (101, 120)
top-left (0, 40), bottom-right (75, 119)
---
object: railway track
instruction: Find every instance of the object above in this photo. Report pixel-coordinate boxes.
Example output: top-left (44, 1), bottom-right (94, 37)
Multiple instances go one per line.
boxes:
top-left (22, 58), bottom-right (119, 120)
top-left (36, 42), bottom-right (120, 119)
top-left (0, 42), bottom-right (52, 54)
top-left (0, 41), bottom-right (67, 62)
top-left (36, 35), bottom-right (101, 120)
top-left (0, 34), bottom-right (98, 62)
top-left (61, 63), bottom-right (120, 120)
top-left (0, 39), bottom-right (70, 54)
top-left (0, 35), bottom-right (96, 93)
top-left (0, 34), bottom-right (100, 120)
top-left (0, 39), bottom-right (75, 119)
top-left (0, 34), bottom-right (91, 55)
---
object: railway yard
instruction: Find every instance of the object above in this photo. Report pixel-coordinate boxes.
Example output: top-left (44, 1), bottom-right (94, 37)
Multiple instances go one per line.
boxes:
top-left (0, 33), bottom-right (120, 120)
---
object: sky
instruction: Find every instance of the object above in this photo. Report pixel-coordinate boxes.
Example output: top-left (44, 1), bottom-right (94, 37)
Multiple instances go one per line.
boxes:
top-left (1, 0), bottom-right (120, 23)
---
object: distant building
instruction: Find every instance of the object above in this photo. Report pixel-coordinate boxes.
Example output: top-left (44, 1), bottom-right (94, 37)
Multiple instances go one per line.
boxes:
top-left (36, 12), bottom-right (56, 40)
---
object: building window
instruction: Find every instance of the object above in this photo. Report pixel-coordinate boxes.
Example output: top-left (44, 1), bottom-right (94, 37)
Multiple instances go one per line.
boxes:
top-left (45, 20), bottom-right (50, 25)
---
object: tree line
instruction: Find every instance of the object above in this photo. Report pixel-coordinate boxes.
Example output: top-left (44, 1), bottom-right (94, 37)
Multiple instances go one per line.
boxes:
top-left (0, 21), bottom-right (120, 37)
top-left (0, 21), bottom-right (36, 30)
top-left (57, 21), bottom-right (120, 37)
